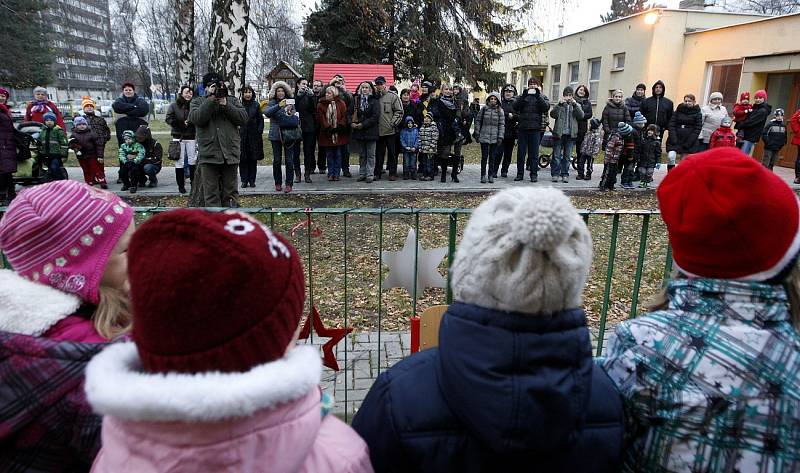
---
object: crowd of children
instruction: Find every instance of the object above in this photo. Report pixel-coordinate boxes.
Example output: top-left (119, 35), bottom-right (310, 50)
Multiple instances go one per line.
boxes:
top-left (2, 146), bottom-right (800, 472)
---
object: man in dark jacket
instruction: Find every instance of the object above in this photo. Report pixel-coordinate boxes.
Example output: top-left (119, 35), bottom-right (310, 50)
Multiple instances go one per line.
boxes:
top-left (312, 79), bottom-right (326, 174)
top-left (111, 81), bottom-right (149, 145)
top-left (625, 83), bottom-right (647, 117)
top-left (187, 72), bottom-right (248, 207)
top-left (639, 80), bottom-right (673, 141)
top-left (352, 187), bottom-right (623, 473)
top-left (493, 84), bottom-right (518, 178)
top-left (512, 78), bottom-right (549, 182)
top-left (296, 77), bottom-right (318, 183)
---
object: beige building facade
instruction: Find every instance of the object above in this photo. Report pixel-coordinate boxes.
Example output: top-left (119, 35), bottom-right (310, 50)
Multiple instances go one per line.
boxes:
top-left (495, 9), bottom-right (800, 166)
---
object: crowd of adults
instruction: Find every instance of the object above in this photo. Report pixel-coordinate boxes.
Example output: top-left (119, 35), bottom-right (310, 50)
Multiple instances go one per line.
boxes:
top-left (2, 145), bottom-right (800, 471)
top-left (2, 73), bottom-right (800, 206)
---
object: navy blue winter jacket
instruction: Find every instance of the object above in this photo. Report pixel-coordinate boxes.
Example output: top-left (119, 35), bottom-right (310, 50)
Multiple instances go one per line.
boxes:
top-left (351, 302), bottom-right (624, 473)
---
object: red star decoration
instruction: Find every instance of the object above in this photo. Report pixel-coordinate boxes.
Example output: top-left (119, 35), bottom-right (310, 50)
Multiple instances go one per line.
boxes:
top-left (298, 305), bottom-right (352, 371)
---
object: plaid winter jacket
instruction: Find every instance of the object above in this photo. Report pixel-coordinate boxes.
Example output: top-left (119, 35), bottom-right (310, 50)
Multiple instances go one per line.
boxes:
top-left (602, 278), bottom-right (800, 473)
top-left (418, 122), bottom-right (439, 154)
top-left (118, 141), bottom-right (144, 164)
top-left (580, 128), bottom-right (603, 157)
top-left (0, 331), bottom-right (105, 472)
top-left (604, 133), bottom-right (624, 164)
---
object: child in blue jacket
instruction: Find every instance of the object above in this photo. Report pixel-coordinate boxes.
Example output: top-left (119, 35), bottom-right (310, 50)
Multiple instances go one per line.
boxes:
top-left (400, 116), bottom-right (419, 180)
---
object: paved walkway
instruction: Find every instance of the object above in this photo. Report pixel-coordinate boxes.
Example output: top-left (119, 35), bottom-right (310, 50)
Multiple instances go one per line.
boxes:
top-left (303, 326), bottom-right (615, 418)
top-left (62, 163), bottom-right (799, 196)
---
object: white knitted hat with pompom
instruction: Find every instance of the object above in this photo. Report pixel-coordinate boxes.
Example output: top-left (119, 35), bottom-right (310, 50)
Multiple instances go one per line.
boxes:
top-left (451, 187), bottom-right (592, 315)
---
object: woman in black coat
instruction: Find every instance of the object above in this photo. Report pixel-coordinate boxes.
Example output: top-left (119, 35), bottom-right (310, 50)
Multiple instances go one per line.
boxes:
top-left (574, 84), bottom-right (593, 162)
top-left (667, 94), bottom-right (702, 169)
top-left (601, 89), bottom-right (631, 147)
top-left (430, 84), bottom-right (460, 183)
top-left (239, 85), bottom-right (264, 188)
top-left (350, 81), bottom-right (380, 182)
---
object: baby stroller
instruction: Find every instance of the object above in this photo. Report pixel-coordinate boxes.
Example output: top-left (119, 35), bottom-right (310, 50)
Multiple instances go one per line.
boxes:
top-left (12, 121), bottom-right (54, 186)
top-left (536, 126), bottom-right (578, 170)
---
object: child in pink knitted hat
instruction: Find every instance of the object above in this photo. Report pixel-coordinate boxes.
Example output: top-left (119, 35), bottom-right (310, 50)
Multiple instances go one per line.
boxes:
top-left (0, 180), bottom-right (134, 471)
top-left (0, 180), bottom-right (134, 342)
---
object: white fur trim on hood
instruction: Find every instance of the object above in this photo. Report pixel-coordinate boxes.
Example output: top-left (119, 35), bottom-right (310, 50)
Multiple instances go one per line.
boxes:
top-left (268, 80), bottom-right (294, 100)
top-left (0, 269), bottom-right (81, 336)
top-left (85, 343), bottom-right (322, 422)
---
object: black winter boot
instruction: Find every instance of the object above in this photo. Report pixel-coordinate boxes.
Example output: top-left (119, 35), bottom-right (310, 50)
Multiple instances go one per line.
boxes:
top-left (189, 165), bottom-right (197, 184)
top-left (667, 164), bottom-right (675, 173)
top-left (175, 168), bottom-right (186, 194)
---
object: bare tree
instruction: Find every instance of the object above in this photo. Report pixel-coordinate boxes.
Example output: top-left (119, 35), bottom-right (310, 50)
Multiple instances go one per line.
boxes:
top-left (194, 0), bottom-right (212, 80)
top-left (723, 0), bottom-right (800, 14)
top-left (110, 0), bottom-right (153, 97)
top-left (174, 0), bottom-right (195, 87)
top-left (248, 0), bottom-right (302, 94)
top-left (140, 0), bottom-right (179, 99)
top-left (210, 0), bottom-right (250, 94)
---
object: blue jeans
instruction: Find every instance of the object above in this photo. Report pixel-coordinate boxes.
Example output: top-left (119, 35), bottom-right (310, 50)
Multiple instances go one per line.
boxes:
top-left (403, 151), bottom-right (416, 174)
top-left (517, 130), bottom-right (541, 177)
top-left (551, 135), bottom-right (574, 178)
top-left (741, 140), bottom-right (755, 155)
top-left (143, 163), bottom-right (160, 181)
top-left (271, 140), bottom-right (294, 186)
top-left (326, 145), bottom-right (343, 177)
top-left (48, 157), bottom-right (66, 181)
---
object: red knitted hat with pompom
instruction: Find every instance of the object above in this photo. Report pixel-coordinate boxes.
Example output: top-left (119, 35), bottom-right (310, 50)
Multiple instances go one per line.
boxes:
top-left (128, 209), bottom-right (305, 374)
top-left (657, 147), bottom-right (800, 281)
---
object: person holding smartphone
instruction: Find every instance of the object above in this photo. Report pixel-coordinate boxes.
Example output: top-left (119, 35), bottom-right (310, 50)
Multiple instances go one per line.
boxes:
top-left (512, 78), bottom-right (550, 182)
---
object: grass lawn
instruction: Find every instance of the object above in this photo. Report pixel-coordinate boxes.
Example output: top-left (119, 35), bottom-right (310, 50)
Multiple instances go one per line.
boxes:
top-left (124, 191), bottom-right (664, 335)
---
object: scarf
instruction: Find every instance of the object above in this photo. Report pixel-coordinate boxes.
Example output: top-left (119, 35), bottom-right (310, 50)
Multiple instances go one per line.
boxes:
top-left (0, 103), bottom-right (9, 119)
top-left (360, 94), bottom-right (368, 112)
top-left (30, 99), bottom-right (51, 114)
top-left (326, 100), bottom-right (338, 144)
top-left (439, 95), bottom-right (456, 110)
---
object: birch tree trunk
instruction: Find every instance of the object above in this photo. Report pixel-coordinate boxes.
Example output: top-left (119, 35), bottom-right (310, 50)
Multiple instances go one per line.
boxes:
top-left (174, 0), bottom-right (195, 88)
top-left (210, 0), bottom-right (250, 94)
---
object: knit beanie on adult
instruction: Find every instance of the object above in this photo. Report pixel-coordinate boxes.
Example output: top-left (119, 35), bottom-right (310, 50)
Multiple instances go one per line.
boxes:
top-left (0, 181), bottom-right (133, 303)
top-left (450, 188), bottom-right (592, 315)
top-left (658, 147), bottom-right (800, 280)
top-left (128, 210), bottom-right (306, 374)
top-left (755, 90), bottom-right (768, 100)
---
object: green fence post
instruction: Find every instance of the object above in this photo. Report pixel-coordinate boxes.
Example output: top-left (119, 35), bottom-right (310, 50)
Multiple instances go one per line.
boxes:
top-left (342, 212), bottom-right (349, 422)
top-left (305, 212), bottom-right (314, 342)
top-left (629, 214), bottom-right (650, 320)
top-left (596, 213), bottom-right (619, 357)
top-left (446, 212), bottom-right (457, 304)
top-left (412, 212), bottom-right (420, 317)
top-left (376, 209), bottom-right (384, 375)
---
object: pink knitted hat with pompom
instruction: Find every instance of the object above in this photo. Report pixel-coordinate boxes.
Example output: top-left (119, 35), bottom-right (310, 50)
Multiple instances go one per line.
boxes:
top-left (0, 181), bottom-right (133, 303)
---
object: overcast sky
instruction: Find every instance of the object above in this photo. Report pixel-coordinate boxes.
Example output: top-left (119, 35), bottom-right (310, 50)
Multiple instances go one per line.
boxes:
top-left (293, 0), bottom-right (683, 40)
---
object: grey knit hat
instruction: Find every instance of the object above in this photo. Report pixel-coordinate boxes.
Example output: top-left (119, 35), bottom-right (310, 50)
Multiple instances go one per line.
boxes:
top-left (450, 188), bottom-right (592, 315)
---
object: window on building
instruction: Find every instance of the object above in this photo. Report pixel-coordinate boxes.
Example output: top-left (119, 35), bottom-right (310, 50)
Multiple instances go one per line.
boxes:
top-left (550, 64), bottom-right (561, 99)
top-left (568, 62), bottom-right (579, 89)
top-left (707, 61), bottom-right (742, 112)
top-left (612, 53), bottom-right (625, 71)
top-left (588, 58), bottom-right (601, 104)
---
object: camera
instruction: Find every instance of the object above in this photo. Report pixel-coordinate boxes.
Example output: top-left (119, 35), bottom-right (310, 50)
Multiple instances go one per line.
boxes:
top-left (214, 81), bottom-right (228, 98)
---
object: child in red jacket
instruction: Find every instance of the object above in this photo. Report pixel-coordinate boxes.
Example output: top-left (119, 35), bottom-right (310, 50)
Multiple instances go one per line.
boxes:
top-left (733, 92), bottom-right (752, 146)
top-left (709, 116), bottom-right (737, 149)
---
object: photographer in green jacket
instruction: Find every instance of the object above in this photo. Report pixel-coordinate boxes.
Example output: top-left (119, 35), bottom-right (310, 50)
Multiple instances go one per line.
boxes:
top-left (188, 72), bottom-right (248, 207)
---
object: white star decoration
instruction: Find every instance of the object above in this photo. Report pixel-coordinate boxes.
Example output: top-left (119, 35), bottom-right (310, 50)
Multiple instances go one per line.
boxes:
top-left (381, 228), bottom-right (448, 299)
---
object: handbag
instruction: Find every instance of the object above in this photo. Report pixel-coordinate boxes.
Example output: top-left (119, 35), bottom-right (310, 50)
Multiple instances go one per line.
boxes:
top-left (280, 126), bottom-right (302, 147)
top-left (168, 140), bottom-right (181, 161)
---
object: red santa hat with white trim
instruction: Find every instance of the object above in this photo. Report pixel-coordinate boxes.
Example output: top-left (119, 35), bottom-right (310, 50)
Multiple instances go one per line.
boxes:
top-left (657, 147), bottom-right (800, 281)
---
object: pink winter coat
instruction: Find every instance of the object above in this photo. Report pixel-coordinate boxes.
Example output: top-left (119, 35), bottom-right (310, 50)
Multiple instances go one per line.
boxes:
top-left (85, 344), bottom-right (374, 473)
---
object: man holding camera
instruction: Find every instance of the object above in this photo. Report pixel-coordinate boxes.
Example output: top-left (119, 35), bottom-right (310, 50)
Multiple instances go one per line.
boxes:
top-left (188, 72), bottom-right (248, 207)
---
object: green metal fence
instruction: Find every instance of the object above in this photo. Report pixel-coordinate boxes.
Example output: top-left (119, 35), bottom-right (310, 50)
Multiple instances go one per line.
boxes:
top-left (0, 205), bottom-right (673, 420)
